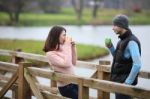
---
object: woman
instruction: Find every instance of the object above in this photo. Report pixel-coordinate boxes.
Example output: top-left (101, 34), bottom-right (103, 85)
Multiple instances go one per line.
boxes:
top-left (43, 26), bottom-right (78, 99)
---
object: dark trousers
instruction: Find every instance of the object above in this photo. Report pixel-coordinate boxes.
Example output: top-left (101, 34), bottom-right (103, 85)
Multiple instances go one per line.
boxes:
top-left (116, 93), bottom-right (131, 99)
top-left (58, 84), bottom-right (78, 99)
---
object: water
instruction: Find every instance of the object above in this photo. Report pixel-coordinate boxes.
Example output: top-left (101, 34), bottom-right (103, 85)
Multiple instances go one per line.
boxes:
top-left (0, 25), bottom-right (150, 98)
top-left (0, 25), bottom-right (150, 70)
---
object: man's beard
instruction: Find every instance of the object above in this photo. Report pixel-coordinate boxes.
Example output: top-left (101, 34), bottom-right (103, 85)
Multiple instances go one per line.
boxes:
top-left (115, 30), bottom-right (122, 36)
top-left (114, 31), bottom-right (120, 35)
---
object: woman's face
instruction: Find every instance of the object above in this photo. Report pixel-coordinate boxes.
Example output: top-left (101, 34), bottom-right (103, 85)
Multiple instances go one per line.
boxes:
top-left (59, 30), bottom-right (66, 44)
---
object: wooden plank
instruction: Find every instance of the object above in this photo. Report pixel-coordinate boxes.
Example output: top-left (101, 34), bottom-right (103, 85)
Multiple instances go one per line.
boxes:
top-left (28, 62), bottom-right (150, 79)
top-left (83, 78), bottom-right (150, 99)
top-left (0, 49), bottom-right (13, 56)
top-left (24, 68), bottom-right (44, 99)
top-left (0, 50), bottom-right (150, 79)
top-left (0, 70), bottom-right (7, 75)
top-left (76, 61), bottom-right (98, 70)
top-left (97, 64), bottom-right (150, 79)
top-left (0, 75), bottom-right (19, 86)
top-left (2, 97), bottom-right (13, 99)
top-left (16, 52), bottom-right (98, 70)
top-left (27, 67), bottom-right (53, 78)
top-left (0, 68), bottom-right (16, 74)
top-left (139, 70), bottom-right (150, 79)
top-left (0, 49), bottom-right (47, 62)
top-left (16, 52), bottom-right (47, 62)
top-left (0, 61), bottom-right (18, 69)
top-left (51, 80), bottom-right (57, 88)
top-left (78, 78), bottom-right (89, 99)
top-left (0, 67), bottom-right (16, 73)
top-left (27, 67), bottom-right (150, 99)
top-left (0, 70), bottom-right (18, 98)
top-left (0, 81), bottom-right (17, 90)
top-left (91, 70), bottom-right (97, 78)
top-left (0, 81), bottom-right (7, 87)
top-left (0, 74), bottom-right (10, 81)
top-left (42, 91), bottom-right (70, 99)
top-left (27, 67), bottom-right (80, 84)
top-left (0, 50), bottom-right (98, 70)
top-left (99, 60), bottom-right (111, 65)
top-left (37, 83), bottom-right (59, 94)
top-left (98, 62), bottom-right (110, 99)
top-left (11, 49), bottom-right (24, 64)
top-left (18, 62), bottom-right (31, 99)
top-left (97, 66), bottom-right (110, 99)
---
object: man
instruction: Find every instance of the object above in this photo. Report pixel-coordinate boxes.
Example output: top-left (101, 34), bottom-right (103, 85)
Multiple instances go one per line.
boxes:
top-left (105, 14), bottom-right (142, 99)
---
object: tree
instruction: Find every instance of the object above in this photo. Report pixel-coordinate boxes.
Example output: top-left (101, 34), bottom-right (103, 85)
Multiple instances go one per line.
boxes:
top-left (39, 0), bottom-right (62, 13)
top-left (71, 0), bottom-right (84, 20)
top-left (0, 0), bottom-right (25, 25)
top-left (92, 0), bottom-right (101, 18)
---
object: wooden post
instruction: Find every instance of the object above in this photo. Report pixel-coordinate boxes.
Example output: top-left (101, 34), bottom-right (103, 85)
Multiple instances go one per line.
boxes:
top-left (24, 68), bottom-right (44, 99)
top-left (97, 60), bottom-right (110, 99)
top-left (12, 49), bottom-right (24, 99)
top-left (0, 70), bottom-right (18, 98)
top-left (51, 80), bottom-right (57, 88)
top-left (12, 49), bottom-right (24, 64)
top-left (18, 62), bottom-right (31, 99)
top-left (50, 71), bottom-right (57, 90)
top-left (78, 78), bottom-right (89, 99)
top-left (50, 73), bottom-right (57, 93)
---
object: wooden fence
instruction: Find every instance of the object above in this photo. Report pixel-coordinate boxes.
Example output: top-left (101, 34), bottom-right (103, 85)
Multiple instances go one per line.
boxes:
top-left (0, 49), bottom-right (150, 99)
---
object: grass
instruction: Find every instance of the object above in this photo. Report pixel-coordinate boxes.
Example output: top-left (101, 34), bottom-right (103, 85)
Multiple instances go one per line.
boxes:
top-left (0, 39), bottom-right (109, 63)
top-left (0, 8), bottom-right (150, 26)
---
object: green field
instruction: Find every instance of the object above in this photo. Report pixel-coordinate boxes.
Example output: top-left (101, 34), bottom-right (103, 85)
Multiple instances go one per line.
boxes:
top-left (0, 8), bottom-right (150, 26)
top-left (0, 39), bottom-right (109, 63)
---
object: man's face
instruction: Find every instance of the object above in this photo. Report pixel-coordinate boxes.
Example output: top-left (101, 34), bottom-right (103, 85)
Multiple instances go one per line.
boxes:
top-left (112, 25), bottom-right (123, 35)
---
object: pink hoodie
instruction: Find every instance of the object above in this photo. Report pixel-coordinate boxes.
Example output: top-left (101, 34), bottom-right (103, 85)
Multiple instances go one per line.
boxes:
top-left (46, 43), bottom-right (77, 87)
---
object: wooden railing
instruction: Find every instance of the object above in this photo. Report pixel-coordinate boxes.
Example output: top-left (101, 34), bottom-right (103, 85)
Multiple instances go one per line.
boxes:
top-left (0, 49), bottom-right (150, 99)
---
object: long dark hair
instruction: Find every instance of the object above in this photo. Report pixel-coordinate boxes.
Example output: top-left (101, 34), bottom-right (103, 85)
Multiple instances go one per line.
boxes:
top-left (43, 26), bottom-right (66, 52)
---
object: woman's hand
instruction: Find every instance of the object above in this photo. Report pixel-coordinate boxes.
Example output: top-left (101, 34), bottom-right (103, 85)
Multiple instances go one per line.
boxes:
top-left (64, 37), bottom-right (72, 45)
top-left (65, 36), bottom-right (76, 48)
top-left (71, 40), bottom-right (76, 47)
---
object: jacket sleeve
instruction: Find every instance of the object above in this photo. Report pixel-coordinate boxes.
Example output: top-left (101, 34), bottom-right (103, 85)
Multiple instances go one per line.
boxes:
top-left (125, 41), bottom-right (141, 85)
top-left (108, 44), bottom-right (115, 57)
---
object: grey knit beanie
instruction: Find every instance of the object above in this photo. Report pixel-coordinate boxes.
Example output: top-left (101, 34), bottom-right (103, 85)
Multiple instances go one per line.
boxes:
top-left (113, 14), bottom-right (129, 30)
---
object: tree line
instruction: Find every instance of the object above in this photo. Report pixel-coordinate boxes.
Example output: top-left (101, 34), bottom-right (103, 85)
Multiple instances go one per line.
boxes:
top-left (0, 0), bottom-right (101, 25)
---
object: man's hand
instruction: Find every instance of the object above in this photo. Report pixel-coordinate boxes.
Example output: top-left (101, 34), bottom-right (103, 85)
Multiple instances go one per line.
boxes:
top-left (105, 38), bottom-right (112, 48)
